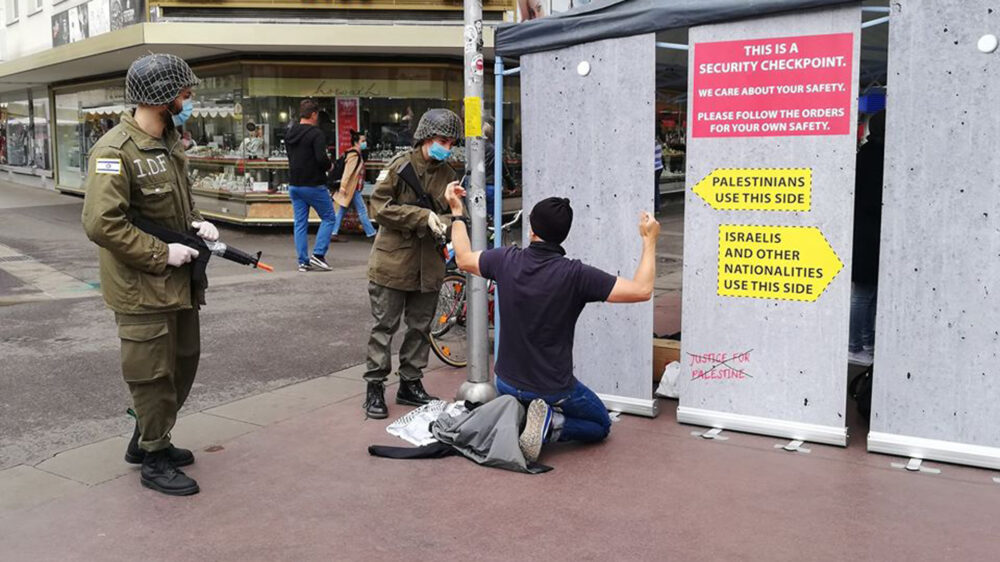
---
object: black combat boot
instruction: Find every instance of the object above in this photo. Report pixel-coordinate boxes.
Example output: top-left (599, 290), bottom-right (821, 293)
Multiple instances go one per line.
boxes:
top-left (364, 382), bottom-right (389, 419)
top-left (124, 420), bottom-right (194, 467)
top-left (396, 378), bottom-right (439, 406)
top-left (140, 449), bottom-right (200, 496)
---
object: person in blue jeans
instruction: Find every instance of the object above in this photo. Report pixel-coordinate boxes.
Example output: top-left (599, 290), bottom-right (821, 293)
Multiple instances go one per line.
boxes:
top-left (446, 187), bottom-right (660, 462)
top-left (285, 98), bottom-right (336, 272)
top-left (331, 130), bottom-right (377, 239)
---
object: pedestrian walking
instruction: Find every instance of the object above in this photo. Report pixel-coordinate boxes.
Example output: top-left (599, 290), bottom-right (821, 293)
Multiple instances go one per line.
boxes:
top-left (362, 108), bottom-right (462, 419)
top-left (287, 98), bottom-right (336, 272)
top-left (331, 130), bottom-right (377, 240)
top-left (81, 53), bottom-right (212, 496)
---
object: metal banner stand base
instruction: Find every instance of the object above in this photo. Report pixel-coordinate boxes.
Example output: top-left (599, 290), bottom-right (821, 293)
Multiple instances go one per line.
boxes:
top-left (774, 439), bottom-right (812, 454)
top-left (598, 394), bottom-right (659, 418)
top-left (868, 431), bottom-right (1000, 471)
top-left (693, 428), bottom-right (729, 441)
top-left (677, 406), bottom-right (848, 447)
top-left (890, 458), bottom-right (941, 475)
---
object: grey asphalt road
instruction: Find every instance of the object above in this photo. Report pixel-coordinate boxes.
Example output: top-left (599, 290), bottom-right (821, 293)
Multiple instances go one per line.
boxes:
top-left (0, 182), bottom-right (377, 470)
top-left (0, 180), bottom-right (684, 471)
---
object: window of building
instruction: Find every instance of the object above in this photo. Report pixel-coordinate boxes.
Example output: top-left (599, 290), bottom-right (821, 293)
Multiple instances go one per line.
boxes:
top-left (6, 0), bottom-right (20, 24)
top-left (54, 80), bottom-right (126, 189)
top-left (28, 0), bottom-right (42, 15)
top-left (31, 89), bottom-right (51, 170)
top-left (3, 98), bottom-right (32, 167)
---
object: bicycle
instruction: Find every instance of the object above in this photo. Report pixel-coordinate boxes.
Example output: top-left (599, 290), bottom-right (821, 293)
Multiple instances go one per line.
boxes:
top-left (429, 211), bottom-right (522, 367)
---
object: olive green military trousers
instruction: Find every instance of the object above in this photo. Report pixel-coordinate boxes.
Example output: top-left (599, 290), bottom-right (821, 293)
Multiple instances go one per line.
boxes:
top-left (115, 309), bottom-right (200, 452)
top-left (364, 282), bottom-right (439, 384)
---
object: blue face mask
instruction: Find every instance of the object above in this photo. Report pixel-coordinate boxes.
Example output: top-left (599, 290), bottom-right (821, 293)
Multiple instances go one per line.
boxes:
top-left (360, 141), bottom-right (368, 150)
top-left (171, 99), bottom-right (194, 127)
top-left (428, 141), bottom-right (452, 161)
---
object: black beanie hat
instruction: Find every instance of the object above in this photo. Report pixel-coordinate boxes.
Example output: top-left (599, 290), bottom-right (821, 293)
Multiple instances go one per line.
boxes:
top-left (530, 197), bottom-right (574, 244)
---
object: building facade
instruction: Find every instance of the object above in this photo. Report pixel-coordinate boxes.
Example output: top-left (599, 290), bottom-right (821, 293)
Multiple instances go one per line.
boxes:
top-left (0, 0), bottom-right (520, 224)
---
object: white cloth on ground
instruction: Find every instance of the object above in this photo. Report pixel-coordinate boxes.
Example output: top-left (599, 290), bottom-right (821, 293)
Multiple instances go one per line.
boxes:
top-left (387, 400), bottom-right (468, 446)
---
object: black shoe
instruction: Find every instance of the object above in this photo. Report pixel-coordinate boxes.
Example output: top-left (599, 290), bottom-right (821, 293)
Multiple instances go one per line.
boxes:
top-left (124, 421), bottom-right (194, 467)
top-left (363, 382), bottom-right (389, 419)
top-left (309, 254), bottom-right (332, 271)
top-left (140, 450), bottom-right (200, 496)
top-left (396, 379), bottom-right (439, 406)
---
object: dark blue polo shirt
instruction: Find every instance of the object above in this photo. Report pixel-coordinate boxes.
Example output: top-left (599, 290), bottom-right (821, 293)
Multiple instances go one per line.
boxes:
top-left (479, 242), bottom-right (618, 394)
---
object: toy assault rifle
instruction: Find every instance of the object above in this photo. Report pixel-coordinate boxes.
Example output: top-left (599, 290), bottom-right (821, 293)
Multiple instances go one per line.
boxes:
top-left (131, 215), bottom-right (273, 288)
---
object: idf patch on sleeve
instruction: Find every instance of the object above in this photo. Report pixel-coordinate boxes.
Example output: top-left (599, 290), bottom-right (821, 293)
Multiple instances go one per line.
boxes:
top-left (95, 158), bottom-right (122, 175)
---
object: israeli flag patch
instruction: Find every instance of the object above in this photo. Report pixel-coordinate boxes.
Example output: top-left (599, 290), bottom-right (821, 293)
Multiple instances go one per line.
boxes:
top-left (95, 158), bottom-right (122, 175)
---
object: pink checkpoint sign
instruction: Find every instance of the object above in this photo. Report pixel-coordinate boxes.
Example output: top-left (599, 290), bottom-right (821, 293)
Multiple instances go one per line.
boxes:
top-left (691, 33), bottom-right (854, 138)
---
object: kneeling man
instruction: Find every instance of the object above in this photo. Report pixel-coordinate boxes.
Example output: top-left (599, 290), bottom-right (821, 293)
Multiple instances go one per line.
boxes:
top-left (445, 185), bottom-right (659, 462)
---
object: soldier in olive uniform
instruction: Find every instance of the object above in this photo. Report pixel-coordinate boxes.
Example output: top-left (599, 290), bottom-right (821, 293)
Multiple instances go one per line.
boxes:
top-left (82, 54), bottom-right (217, 496)
top-left (362, 109), bottom-right (463, 418)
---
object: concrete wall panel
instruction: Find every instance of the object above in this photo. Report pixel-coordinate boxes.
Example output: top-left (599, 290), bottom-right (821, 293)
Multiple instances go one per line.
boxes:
top-left (869, 0), bottom-right (1000, 468)
top-left (520, 34), bottom-right (656, 408)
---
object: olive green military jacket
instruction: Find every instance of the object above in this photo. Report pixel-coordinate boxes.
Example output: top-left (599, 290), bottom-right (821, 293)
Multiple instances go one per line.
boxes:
top-left (367, 149), bottom-right (456, 293)
top-left (81, 112), bottom-right (205, 314)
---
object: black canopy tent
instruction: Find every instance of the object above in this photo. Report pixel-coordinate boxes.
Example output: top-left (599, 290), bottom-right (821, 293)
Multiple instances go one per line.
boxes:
top-left (495, 0), bottom-right (858, 57)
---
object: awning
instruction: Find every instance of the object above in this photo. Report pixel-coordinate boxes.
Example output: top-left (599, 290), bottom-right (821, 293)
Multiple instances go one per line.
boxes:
top-left (193, 106), bottom-right (236, 118)
top-left (84, 104), bottom-right (127, 116)
top-left (495, 0), bottom-right (857, 57)
top-left (0, 22), bottom-right (489, 96)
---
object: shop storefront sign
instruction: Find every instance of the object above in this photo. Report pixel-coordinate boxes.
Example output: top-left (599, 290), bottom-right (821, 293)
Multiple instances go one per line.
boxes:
top-left (247, 78), bottom-right (450, 100)
top-left (693, 168), bottom-right (811, 211)
top-left (692, 33), bottom-right (854, 138)
top-left (336, 98), bottom-right (359, 157)
top-left (717, 225), bottom-right (842, 302)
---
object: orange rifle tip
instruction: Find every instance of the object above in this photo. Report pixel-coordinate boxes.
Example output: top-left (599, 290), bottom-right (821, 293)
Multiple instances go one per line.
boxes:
top-left (256, 262), bottom-right (274, 272)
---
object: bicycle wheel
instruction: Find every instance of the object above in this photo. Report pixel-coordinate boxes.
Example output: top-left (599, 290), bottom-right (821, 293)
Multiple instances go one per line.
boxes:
top-left (430, 274), bottom-right (469, 368)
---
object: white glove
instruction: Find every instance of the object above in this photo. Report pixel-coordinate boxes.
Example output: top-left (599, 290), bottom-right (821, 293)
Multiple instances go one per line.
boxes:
top-left (427, 212), bottom-right (448, 238)
top-left (167, 243), bottom-right (200, 267)
top-left (192, 220), bottom-right (219, 242)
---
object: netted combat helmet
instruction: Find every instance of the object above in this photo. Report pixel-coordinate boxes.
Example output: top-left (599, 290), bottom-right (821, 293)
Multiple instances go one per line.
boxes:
top-left (413, 109), bottom-right (463, 146)
top-left (125, 53), bottom-right (200, 106)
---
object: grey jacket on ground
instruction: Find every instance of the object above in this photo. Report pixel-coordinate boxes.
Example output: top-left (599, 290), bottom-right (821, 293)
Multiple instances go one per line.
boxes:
top-left (431, 395), bottom-right (549, 474)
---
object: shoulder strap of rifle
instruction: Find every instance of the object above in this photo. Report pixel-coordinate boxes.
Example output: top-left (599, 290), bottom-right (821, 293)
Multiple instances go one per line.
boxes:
top-left (396, 162), bottom-right (437, 212)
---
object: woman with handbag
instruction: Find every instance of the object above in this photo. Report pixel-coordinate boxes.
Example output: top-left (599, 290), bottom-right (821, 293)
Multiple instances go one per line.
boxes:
top-left (331, 130), bottom-right (377, 241)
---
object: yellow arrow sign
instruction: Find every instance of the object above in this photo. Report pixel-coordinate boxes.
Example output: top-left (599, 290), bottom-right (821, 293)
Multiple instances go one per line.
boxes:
top-left (693, 168), bottom-right (811, 212)
top-left (718, 225), bottom-right (843, 302)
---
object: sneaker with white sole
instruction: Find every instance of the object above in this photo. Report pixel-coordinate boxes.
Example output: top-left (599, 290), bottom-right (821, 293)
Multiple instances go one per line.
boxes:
top-left (519, 399), bottom-right (552, 463)
top-left (298, 263), bottom-right (312, 273)
top-left (309, 255), bottom-right (332, 271)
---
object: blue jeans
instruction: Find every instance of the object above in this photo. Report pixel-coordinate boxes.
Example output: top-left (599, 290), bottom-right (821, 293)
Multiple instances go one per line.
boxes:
top-left (496, 376), bottom-right (611, 443)
top-left (486, 184), bottom-right (495, 218)
top-left (332, 189), bottom-right (377, 237)
top-left (849, 282), bottom-right (877, 352)
top-left (289, 185), bottom-right (336, 265)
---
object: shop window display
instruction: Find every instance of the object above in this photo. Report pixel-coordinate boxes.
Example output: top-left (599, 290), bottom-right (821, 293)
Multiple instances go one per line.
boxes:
top-left (4, 99), bottom-right (32, 168)
top-left (51, 59), bottom-right (524, 225)
top-left (54, 81), bottom-right (127, 190)
top-left (31, 90), bottom-right (52, 171)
